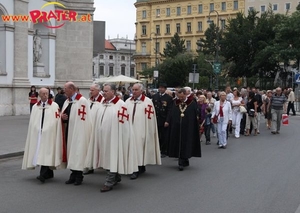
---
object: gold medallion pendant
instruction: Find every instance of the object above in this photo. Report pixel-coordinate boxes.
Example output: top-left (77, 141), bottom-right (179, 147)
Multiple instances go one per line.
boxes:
top-left (179, 103), bottom-right (187, 118)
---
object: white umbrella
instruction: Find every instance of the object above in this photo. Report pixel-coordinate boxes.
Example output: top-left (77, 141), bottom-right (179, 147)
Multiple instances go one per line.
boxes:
top-left (105, 75), bottom-right (142, 83)
top-left (93, 76), bottom-right (113, 83)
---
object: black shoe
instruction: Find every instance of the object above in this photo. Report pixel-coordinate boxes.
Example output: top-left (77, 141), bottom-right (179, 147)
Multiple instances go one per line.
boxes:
top-left (218, 145), bottom-right (223, 149)
top-left (65, 179), bottom-right (75, 184)
top-left (205, 141), bottom-right (211, 145)
top-left (83, 169), bottom-right (94, 175)
top-left (36, 176), bottom-right (45, 183)
top-left (74, 181), bottom-right (82, 186)
top-left (130, 172), bottom-right (139, 180)
top-left (178, 166), bottom-right (184, 171)
top-left (100, 185), bottom-right (113, 193)
top-left (161, 154), bottom-right (167, 158)
top-left (223, 145), bottom-right (227, 149)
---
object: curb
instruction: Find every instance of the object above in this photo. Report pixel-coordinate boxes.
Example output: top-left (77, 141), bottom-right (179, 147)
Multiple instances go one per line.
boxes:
top-left (0, 151), bottom-right (24, 159)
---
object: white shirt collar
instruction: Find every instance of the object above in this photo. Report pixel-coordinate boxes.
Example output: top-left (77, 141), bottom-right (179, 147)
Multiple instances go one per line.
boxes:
top-left (70, 93), bottom-right (77, 101)
top-left (107, 96), bottom-right (116, 104)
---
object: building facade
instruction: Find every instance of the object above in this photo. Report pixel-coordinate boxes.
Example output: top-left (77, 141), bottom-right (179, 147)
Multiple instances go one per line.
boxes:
top-left (245, 0), bottom-right (299, 14)
top-left (93, 38), bottom-right (136, 79)
top-left (134, 0), bottom-right (245, 75)
top-left (0, 0), bottom-right (94, 116)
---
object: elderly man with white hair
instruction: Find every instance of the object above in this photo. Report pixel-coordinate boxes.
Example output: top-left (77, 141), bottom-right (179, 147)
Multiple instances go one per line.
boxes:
top-left (184, 86), bottom-right (192, 97)
top-left (83, 83), bottom-right (104, 175)
top-left (22, 88), bottom-right (61, 183)
top-left (125, 83), bottom-right (161, 179)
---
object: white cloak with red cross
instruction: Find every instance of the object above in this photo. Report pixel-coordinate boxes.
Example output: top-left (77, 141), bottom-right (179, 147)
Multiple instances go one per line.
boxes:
top-left (85, 96), bottom-right (138, 174)
top-left (125, 95), bottom-right (161, 166)
top-left (89, 93), bottom-right (104, 119)
top-left (55, 94), bottom-right (92, 171)
top-left (22, 100), bottom-right (61, 170)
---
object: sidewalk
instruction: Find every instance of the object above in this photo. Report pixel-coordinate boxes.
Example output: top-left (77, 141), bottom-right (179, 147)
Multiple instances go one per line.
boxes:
top-left (0, 115), bottom-right (29, 159)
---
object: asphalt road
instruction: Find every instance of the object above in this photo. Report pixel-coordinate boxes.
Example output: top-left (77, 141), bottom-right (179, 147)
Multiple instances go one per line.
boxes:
top-left (1, 117), bottom-right (300, 213)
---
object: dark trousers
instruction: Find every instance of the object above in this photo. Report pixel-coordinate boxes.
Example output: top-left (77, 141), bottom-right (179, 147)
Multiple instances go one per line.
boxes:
top-left (40, 166), bottom-right (53, 178)
top-left (204, 125), bottom-right (211, 142)
top-left (70, 170), bottom-right (83, 182)
top-left (30, 103), bottom-right (34, 113)
top-left (240, 113), bottom-right (246, 135)
top-left (178, 158), bottom-right (189, 167)
top-left (158, 125), bottom-right (168, 155)
top-left (287, 102), bottom-right (296, 115)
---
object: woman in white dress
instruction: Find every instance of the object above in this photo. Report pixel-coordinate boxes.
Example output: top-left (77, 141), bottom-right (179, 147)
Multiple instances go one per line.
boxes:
top-left (231, 90), bottom-right (245, 138)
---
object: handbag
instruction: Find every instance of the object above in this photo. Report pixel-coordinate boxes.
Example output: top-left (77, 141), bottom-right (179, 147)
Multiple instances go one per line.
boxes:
top-left (248, 109), bottom-right (255, 117)
top-left (212, 115), bottom-right (218, 123)
top-left (239, 106), bottom-right (247, 113)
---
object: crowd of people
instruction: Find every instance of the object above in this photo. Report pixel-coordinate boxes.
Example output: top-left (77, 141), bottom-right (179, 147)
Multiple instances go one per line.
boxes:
top-left (23, 82), bottom-right (294, 192)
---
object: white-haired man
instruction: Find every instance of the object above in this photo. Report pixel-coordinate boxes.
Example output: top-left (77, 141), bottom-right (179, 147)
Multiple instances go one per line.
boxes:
top-left (125, 83), bottom-right (161, 179)
top-left (184, 86), bottom-right (192, 97)
top-left (83, 83), bottom-right (104, 175)
top-left (22, 88), bottom-right (61, 183)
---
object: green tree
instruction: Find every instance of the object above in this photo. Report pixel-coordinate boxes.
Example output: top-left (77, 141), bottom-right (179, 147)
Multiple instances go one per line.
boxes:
top-left (158, 53), bottom-right (194, 87)
top-left (161, 33), bottom-right (186, 58)
top-left (197, 23), bottom-right (222, 57)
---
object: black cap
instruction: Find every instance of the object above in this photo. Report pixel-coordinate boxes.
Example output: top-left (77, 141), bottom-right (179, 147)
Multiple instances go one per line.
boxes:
top-left (57, 87), bottom-right (62, 90)
top-left (158, 83), bottom-right (167, 88)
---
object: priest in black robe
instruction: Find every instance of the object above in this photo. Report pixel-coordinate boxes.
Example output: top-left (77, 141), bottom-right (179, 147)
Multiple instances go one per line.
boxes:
top-left (166, 88), bottom-right (201, 171)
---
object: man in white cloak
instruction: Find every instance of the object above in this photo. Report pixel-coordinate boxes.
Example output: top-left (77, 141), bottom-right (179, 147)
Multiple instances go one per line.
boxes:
top-left (85, 83), bottom-right (138, 192)
top-left (22, 88), bottom-right (61, 183)
top-left (83, 83), bottom-right (104, 175)
top-left (125, 83), bottom-right (161, 180)
top-left (55, 82), bottom-right (92, 185)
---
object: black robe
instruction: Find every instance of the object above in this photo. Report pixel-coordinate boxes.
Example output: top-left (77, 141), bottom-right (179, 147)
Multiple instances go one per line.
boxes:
top-left (167, 96), bottom-right (201, 159)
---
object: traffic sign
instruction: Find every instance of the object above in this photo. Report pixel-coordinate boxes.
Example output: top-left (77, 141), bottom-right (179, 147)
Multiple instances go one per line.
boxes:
top-left (295, 74), bottom-right (300, 83)
top-left (213, 62), bottom-right (221, 74)
top-left (189, 73), bottom-right (199, 83)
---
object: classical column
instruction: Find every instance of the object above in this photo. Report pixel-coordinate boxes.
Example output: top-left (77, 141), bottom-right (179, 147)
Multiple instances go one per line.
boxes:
top-left (12, 0), bottom-right (30, 115)
top-left (12, 0), bottom-right (30, 86)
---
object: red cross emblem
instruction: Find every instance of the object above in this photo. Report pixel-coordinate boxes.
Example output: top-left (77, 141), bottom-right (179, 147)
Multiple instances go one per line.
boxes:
top-left (118, 106), bottom-right (129, 123)
top-left (78, 105), bottom-right (86, 121)
top-left (55, 111), bottom-right (60, 118)
top-left (145, 104), bottom-right (154, 119)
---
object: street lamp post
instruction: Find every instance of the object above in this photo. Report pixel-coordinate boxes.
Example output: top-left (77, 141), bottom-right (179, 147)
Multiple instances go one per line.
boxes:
top-left (125, 39), bottom-right (132, 76)
top-left (151, 32), bottom-right (158, 87)
top-left (207, 10), bottom-right (220, 90)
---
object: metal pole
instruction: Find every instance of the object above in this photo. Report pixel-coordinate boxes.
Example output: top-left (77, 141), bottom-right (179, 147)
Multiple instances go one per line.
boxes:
top-left (216, 11), bottom-right (220, 91)
top-left (129, 41), bottom-right (132, 76)
top-left (155, 33), bottom-right (158, 67)
top-left (192, 64), bottom-right (196, 90)
top-left (208, 10), bottom-right (220, 91)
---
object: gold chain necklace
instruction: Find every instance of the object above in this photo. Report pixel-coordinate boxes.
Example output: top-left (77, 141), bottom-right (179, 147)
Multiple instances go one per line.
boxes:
top-left (179, 103), bottom-right (188, 117)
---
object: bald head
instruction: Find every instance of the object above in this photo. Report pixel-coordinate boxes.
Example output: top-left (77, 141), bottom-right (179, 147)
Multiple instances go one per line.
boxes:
top-left (39, 87), bottom-right (49, 102)
top-left (64, 81), bottom-right (76, 98)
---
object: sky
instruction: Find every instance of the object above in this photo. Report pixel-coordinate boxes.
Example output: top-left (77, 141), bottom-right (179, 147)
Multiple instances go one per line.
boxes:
top-left (94, 0), bottom-right (137, 40)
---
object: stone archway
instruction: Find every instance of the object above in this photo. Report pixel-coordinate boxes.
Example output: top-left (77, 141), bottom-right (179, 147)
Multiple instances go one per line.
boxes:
top-left (0, 4), bottom-right (13, 76)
